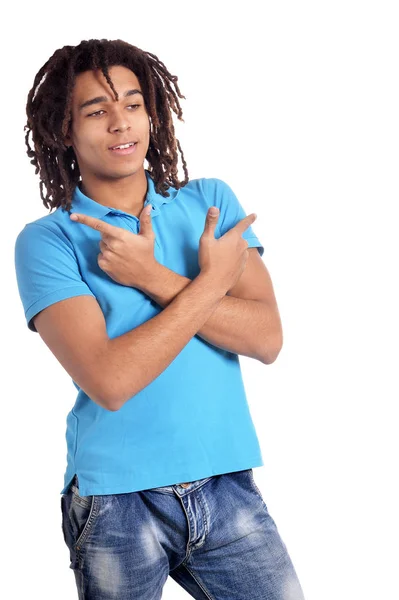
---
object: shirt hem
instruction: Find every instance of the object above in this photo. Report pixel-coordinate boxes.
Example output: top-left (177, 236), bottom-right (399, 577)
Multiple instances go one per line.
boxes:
top-left (61, 455), bottom-right (264, 496)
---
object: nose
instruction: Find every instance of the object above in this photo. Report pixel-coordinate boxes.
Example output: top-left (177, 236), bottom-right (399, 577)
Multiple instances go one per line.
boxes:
top-left (112, 123), bottom-right (130, 133)
top-left (109, 108), bottom-right (131, 133)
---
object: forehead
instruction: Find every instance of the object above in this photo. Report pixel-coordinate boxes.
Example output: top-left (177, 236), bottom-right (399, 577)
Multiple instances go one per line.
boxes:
top-left (73, 65), bottom-right (142, 101)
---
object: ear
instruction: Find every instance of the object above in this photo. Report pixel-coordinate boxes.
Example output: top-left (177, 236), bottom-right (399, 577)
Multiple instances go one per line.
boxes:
top-left (63, 134), bottom-right (73, 149)
top-left (63, 124), bottom-right (74, 148)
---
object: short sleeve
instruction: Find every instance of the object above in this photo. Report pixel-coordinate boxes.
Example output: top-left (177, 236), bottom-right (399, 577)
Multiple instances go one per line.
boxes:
top-left (14, 223), bottom-right (95, 333)
top-left (201, 177), bottom-right (264, 257)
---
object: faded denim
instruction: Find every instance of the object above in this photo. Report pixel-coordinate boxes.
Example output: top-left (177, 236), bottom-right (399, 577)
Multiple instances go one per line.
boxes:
top-left (61, 468), bottom-right (305, 599)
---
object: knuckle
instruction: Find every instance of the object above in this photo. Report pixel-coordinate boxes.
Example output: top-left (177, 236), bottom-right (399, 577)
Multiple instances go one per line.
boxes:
top-left (98, 256), bottom-right (108, 269)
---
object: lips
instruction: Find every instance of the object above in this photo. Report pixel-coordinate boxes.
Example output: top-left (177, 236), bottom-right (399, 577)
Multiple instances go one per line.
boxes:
top-left (108, 141), bottom-right (137, 150)
top-left (108, 142), bottom-right (138, 156)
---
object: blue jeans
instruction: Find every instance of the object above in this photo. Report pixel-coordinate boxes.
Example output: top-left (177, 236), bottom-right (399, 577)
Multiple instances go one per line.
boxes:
top-left (61, 469), bottom-right (305, 599)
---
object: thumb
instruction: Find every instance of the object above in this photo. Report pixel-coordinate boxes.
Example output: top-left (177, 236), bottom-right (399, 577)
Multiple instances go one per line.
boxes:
top-left (203, 206), bottom-right (219, 236)
top-left (139, 203), bottom-right (153, 236)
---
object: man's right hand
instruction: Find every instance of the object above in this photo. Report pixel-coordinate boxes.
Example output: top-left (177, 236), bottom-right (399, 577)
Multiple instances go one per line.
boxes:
top-left (198, 206), bottom-right (257, 294)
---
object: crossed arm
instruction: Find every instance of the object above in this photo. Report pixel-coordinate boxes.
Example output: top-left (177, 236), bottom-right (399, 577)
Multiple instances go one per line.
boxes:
top-left (141, 248), bottom-right (283, 365)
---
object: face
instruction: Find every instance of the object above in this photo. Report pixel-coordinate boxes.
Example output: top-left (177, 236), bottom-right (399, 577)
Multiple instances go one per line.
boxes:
top-left (64, 65), bottom-right (150, 181)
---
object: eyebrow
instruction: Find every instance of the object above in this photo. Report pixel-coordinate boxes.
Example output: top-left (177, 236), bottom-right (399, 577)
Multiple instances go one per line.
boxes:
top-left (78, 89), bottom-right (144, 111)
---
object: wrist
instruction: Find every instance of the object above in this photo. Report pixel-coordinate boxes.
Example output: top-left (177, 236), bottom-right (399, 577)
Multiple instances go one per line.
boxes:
top-left (197, 270), bottom-right (228, 299)
top-left (136, 260), bottom-right (164, 295)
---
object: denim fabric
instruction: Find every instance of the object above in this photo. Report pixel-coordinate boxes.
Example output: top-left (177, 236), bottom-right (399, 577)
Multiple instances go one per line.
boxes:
top-left (61, 469), bottom-right (305, 599)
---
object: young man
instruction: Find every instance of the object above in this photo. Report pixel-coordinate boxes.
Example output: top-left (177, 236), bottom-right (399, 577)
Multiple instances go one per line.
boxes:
top-left (15, 39), bottom-right (305, 599)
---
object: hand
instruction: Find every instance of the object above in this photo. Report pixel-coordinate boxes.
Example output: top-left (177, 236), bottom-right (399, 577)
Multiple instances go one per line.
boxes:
top-left (69, 204), bottom-right (157, 289)
top-left (199, 206), bottom-right (257, 293)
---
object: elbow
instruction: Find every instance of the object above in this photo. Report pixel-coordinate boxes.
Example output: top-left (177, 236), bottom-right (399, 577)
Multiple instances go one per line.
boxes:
top-left (103, 398), bottom-right (120, 412)
top-left (82, 344), bottom-right (128, 411)
top-left (260, 332), bottom-right (283, 365)
top-left (90, 388), bottom-right (119, 412)
top-left (107, 397), bottom-right (125, 412)
top-left (261, 346), bottom-right (282, 365)
top-left (90, 373), bottom-right (123, 412)
top-left (97, 393), bottom-right (123, 412)
top-left (95, 341), bottom-right (140, 411)
top-left (100, 383), bottom-right (137, 412)
top-left (94, 352), bottom-right (129, 411)
top-left (76, 377), bottom-right (117, 412)
top-left (99, 387), bottom-right (124, 412)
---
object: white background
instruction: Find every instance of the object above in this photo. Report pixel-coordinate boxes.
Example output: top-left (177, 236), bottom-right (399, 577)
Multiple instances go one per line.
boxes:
top-left (2, 1), bottom-right (398, 598)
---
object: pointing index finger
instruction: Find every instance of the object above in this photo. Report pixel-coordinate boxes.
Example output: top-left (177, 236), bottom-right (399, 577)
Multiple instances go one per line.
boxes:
top-left (70, 213), bottom-right (122, 238)
top-left (233, 213), bottom-right (257, 236)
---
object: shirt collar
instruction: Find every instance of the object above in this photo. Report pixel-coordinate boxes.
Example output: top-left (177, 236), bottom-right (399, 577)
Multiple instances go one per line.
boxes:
top-left (70, 169), bottom-right (180, 219)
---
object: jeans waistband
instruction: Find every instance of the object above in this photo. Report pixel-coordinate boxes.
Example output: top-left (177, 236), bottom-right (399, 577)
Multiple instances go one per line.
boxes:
top-left (71, 474), bottom-right (215, 497)
top-left (150, 476), bottom-right (214, 496)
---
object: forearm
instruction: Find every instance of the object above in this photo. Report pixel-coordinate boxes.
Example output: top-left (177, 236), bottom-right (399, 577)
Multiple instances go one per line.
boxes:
top-left (140, 264), bottom-right (278, 363)
top-left (103, 272), bottom-right (225, 411)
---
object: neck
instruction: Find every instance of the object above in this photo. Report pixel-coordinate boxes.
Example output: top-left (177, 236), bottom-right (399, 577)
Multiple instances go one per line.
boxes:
top-left (79, 167), bottom-right (148, 217)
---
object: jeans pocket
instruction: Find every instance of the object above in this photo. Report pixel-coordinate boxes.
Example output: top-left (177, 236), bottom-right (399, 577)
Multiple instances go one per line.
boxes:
top-left (71, 484), bottom-right (93, 510)
top-left (70, 492), bottom-right (99, 552)
top-left (61, 493), bottom-right (81, 570)
top-left (62, 484), bottom-right (100, 554)
top-left (246, 469), bottom-right (269, 512)
top-left (61, 494), bottom-right (74, 549)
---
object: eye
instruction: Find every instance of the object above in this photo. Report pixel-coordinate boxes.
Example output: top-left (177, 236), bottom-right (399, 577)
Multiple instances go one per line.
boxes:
top-left (87, 109), bottom-right (105, 117)
top-left (87, 104), bottom-right (141, 117)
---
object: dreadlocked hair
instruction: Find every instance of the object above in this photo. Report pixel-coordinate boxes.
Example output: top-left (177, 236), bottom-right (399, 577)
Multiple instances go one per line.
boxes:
top-left (24, 38), bottom-right (189, 213)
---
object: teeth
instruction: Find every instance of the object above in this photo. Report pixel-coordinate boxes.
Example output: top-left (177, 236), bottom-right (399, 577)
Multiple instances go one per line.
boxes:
top-left (112, 143), bottom-right (135, 150)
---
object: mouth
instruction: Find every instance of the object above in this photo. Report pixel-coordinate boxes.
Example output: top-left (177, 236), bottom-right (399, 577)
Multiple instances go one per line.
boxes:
top-left (108, 142), bottom-right (138, 156)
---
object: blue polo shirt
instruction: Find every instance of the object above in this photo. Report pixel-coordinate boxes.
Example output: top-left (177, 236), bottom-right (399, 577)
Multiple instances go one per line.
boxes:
top-left (14, 169), bottom-right (265, 496)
